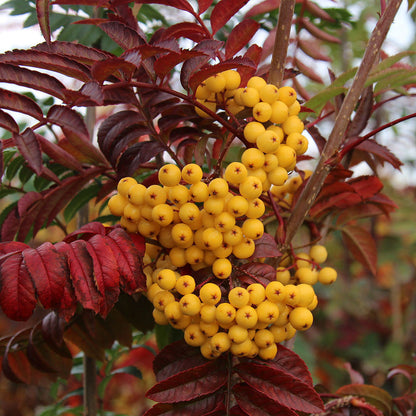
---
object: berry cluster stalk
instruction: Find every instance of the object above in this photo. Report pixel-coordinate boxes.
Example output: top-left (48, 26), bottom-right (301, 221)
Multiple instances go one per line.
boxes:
top-left (283, 0), bottom-right (403, 249)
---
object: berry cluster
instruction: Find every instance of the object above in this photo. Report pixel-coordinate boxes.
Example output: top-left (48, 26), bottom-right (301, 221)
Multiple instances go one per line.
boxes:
top-left (107, 71), bottom-right (337, 360)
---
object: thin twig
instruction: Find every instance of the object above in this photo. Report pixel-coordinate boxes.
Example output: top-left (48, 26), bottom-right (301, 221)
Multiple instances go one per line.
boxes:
top-left (283, 0), bottom-right (403, 248)
top-left (268, 0), bottom-right (297, 87)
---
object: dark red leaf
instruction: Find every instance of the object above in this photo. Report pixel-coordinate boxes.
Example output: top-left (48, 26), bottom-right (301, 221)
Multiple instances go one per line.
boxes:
top-left (356, 139), bottom-right (403, 169)
top-left (64, 221), bottom-right (108, 243)
top-left (235, 262), bottom-right (276, 286)
top-left (153, 340), bottom-right (209, 382)
top-left (0, 49), bottom-right (91, 82)
top-left (34, 41), bottom-right (112, 65)
top-left (0, 241), bottom-right (28, 256)
top-left (16, 192), bottom-right (44, 242)
top-left (160, 22), bottom-right (208, 42)
top-left (114, 0), bottom-right (195, 14)
top-left (198, 0), bottom-right (213, 14)
top-left (84, 235), bottom-right (121, 317)
top-left (146, 359), bottom-right (227, 403)
top-left (99, 21), bottom-right (146, 50)
top-left (106, 228), bottom-right (146, 293)
top-left (57, 240), bottom-right (102, 314)
top-left (41, 312), bottom-right (72, 355)
top-left (91, 57), bottom-right (136, 82)
top-left (188, 57), bottom-right (256, 92)
top-left (0, 108), bottom-right (19, 133)
top-left (47, 105), bottom-right (108, 166)
top-left (240, 44), bottom-right (262, 84)
top-left (154, 50), bottom-right (206, 79)
top-left (1, 204), bottom-right (20, 242)
top-left (342, 224), bottom-right (377, 275)
top-left (0, 252), bottom-right (37, 321)
top-left (144, 392), bottom-right (225, 415)
top-left (252, 233), bottom-right (281, 259)
top-left (233, 383), bottom-right (298, 416)
top-left (14, 128), bottom-right (43, 175)
top-left (0, 88), bottom-right (43, 120)
top-left (210, 0), bottom-right (249, 35)
top-left (0, 63), bottom-right (66, 100)
top-left (244, 0), bottom-right (280, 17)
top-left (103, 84), bottom-right (138, 105)
top-left (235, 361), bottom-right (324, 413)
top-left (336, 203), bottom-right (385, 226)
top-left (348, 175), bottom-right (383, 200)
top-left (298, 38), bottom-right (332, 62)
top-left (22, 243), bottom-right (68, 310)
top-left (225, 19), bottom-right (260, 60)
top-left (37, 134), bottom-right (84, 172)
top-left (116, 141), bottom-right (165, 179)
top-left (298, 17), bottom-right (341, 44)
top-left (295, 57), bottom-right (324, 83)
top-left (180, 39), bottom-right (223, 90)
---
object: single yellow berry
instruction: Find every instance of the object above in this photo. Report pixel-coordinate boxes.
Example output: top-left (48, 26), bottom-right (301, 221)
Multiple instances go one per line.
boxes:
top-left (199, 283), bottom-right (222, 305)
top-left (158, 163), bottom-right (181, 187)
top-left (228, 287), bottom-right (250, 308)
top-left (318, 267), bottom-right (337, 284)
top-left (289, 306), bottom-right (313, 330)
top-left (182, 163), bottom-right (203, 184)
top-left (108, 194), bottom-right (129, 217)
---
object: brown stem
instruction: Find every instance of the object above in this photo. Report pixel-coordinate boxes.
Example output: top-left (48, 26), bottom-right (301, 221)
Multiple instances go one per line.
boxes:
top-left (283, 0), bottom-right (403, 248)
top-left (83, 355), bottom-right (97, 416)
top-left (268, 0), bottom-right (296, 87)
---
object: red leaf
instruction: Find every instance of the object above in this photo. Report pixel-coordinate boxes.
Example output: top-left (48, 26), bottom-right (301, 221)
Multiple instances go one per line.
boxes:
top-left (154, 50), bottom-right (206, 79)
top-left (252, 233), bottom-right (281, 259)
top-left (47, 105), bottom-right (108, 166)
top-left (56, 240), bottom-right (102, 314)
top-left (0, 252), bottom-right (37, 321)
top-left (114, 0), bottom-right (195, 14)
top-left (99, 21), bottom-right (146, 50)
top-left (336, 203), bottom-right (385, 226)
top-left (235, 262), bottom-right (276, 286)
top-left (225, 19), bottom-right (260, 60)
top-left (348, 175), bottom-right (383, 200)
top-left (235, 361), bottom-right (324, 413)
top-left (198, 0), bottom-right (213, 14)
top-left (22, 243), bottom-right (68, 310)
top-left (180, 39), bottom-right (223, 90)
top-left (116, 141), bottom-right (165, 179)
top-left (144, 393), bottom-right (225, 415)
top-left (210, 0), bottom-right (249, 35)
top-left (84, 235), bottom-right (121, 317)
top-left (356, 139), bottom-right (403, 169)
top-left (342, 224), bottom-right (377, 275)
top-left (298, 38), bottom-right (332, 62)
top-left (240, 44), bottom-right (262, 84)
top-left (0, 108), bottom-right (19, 133)
top-left (0, 49), bottom-right (91, 82)
top-left (37, 134), bottom-right (84, 172)
top-left (34, 41), bottom-right (112, 65)
top-left (91, 57), bottom-right (136, 82)
top-left (0, 88), bottom-right (43, 120)
top-left (244, 0), bottom-right (280, 18)
top-left (14, 128), bottom-right (43, 175)
top-left (106, 228), bottom-right (146, 293)
top-left (295, 57), bottom-right (324, 83)
top-left (146, 359), bottom-right (227, 403)
top-left (0, 241), bottom-right (29, 256)
top-left (233, 383), bottom-right (298, 416)
top-left (160, 22), bottom-right (208, 42)
top-left (153, 340), bottom-right (209, 382)
top-left (0, 63), bottom-right (66, 100)
top-left (298, 17), bottom-right (341, 44)
top-left (64, 221), bottom-right (108, 242)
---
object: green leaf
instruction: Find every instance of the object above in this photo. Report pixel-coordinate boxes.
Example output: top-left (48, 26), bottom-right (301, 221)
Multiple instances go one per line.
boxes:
top-left (63, 182), bottom-right (101, 222)
top-left (18, 163), bottom-right (35, 185)
top-left (303, 86), bottom-right (347, 115)
top-left (111, 365), bottom-right (142, 378)
top-left (371, 51), bottom-right (416, 73)
top-left (155, 324), bottom-right (184, 351)
top-left (5, 155), bottom-right (24, 181)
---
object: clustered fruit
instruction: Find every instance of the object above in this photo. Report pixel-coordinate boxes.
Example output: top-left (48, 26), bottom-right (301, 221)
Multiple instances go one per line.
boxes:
top-left (107, 70), bottom-right (337, 360)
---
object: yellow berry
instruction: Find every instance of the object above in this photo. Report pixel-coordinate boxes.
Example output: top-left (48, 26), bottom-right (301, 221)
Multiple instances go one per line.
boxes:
top-left (179, 202), bottom-right (200, 225)
top-left (241, 87), bottom-right (260, 107)
top-left (127, 183), bottom-right (147, 206)
top-left (239, 176), bottom-right (263, 199)
top-left (286, 132), bottom-right (308, 155)
top-left (200, 304), bottom-right (217, 323)
top-left (156, 269), bottom-right (177, 291)
top-left (252, 101), bottom-right (272, 123)
top-left (213, 242), bottom-right (233, 259)
top-left (256, 130), bottom-right (281, 153)
top-left (288, 100), bottom-right (301, 116)
top-left (228, 325), bottom-right (249, 344)
top-left (214, 211), bottom-right (235, 232)
top-left (202, 227), bottom-right (223, 250)
top-left (247, 283), bottom-right (266, 306)
top-left (256, 300), bottom-right (280, 324)
top-left (175, 275), bottom-right (196, 295)
top-left (275, 144), bottom-right (297, 170)
top-left (226, 195), bottom-right (249, 218)
top-left (158, 163), bottom-right (181, 187)
top-left (137, 218), bottom-right (160, 238)
top-left (296, 283), bottom-right (316, 307)
top-left (269, 100), bottom-right (289, 124)
top-left (164, 301), bottom-right (183, 321)
top-left (108, 194), bottom-right (129, 217)
top-left (268, 166), bottom-right (289, 186)
top-left (146, 283), bottom-right (163, 302)
top-left (265, 281), bottom-right (286, 303)
top-left (270, 325), bottom-right (287, 343)
top-left (195, 82), bottom-right (211, 100)
top-left (228, 287), bottom-right (250, 308)
top-left (254, 328), bottom-right (275, 349)
top-left (153, 290), bottom-right (175, 311)
top-left (123, 202), bottom-right (141, 222)
top-left (212, 258), bottom-right (232, 279)
top-left (222, 69), bottom-right (241, 90)
top-left (235, 305), bottom-right (258, 329)
top-left (199, 283), bottom-right (222, 305)
top-left (184, 324), bottom-right (206, 347)
top-left (282, 115), bottom-right (304, 135)
top-left (232, 237), bottom-right (255, 259)
top-left (185, 245), bottom-right (205, 265)
top-left (247, 76), bottom-right (267, 91)
top-left (275, 267), bottom-right (291, 284)
top-left (210, 332), bottom-right (231, 354)
top-left (117, 177), bottom-right (137, 198)
top-left (205, 73), bottom-right (226, 93)
top-left (189, 181), bottom-right (209, 202)
top-left (246, 198), bottom-right (265, 219)
top-left (171, 223), bottom-right (194, 248)
top-left (153, 308), bottom-right (169, 325)
top-left (309, 245), bottom-right (328, 264)
top-left (258, 343), bottom-right (278, 360)
top-left (151, 203), bottom-right (174, 226)
top-left (224, 162), bottom-right (248, 185)
top-left (296, 252), bottom-right (312, 268)
top-left (223, 225), bottom-right (244, 246)
top-left (145, 185), bottom-right (167, 207)
top-left (285, 284), bottom-right (301, 306)
top-left (179, 293), bottom-right (202, 316)
top-left (208, 178), bottom-right (229, 198)
top-left (182, 163), bottom-right (203, 184)
top-left (242, 218), bottom-right (264, 240)
top-left (169, 246), bottom-right (187, 267)
top-left (243, 121), bottom-right (266, 144)
top-left (289, 306), bottom-right (313, 330)
top-left (215, 302), bottom-right (236, 326)
top-left (318, 267), bottom-right (337, 284)
top-left (241, 148), bottom-right (265, 170)
top-left (259, 83), bottom-right (280, 104)
top-left (295, 267), bottom-right (318, 285)
top-left (278, 86), bottom-right (297, 106)
top-left (203, 197), bottom-right (225, 216)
